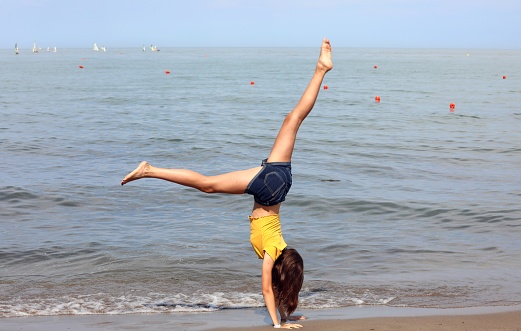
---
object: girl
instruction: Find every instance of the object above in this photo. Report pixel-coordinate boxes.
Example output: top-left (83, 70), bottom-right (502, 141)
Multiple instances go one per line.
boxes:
top-left (122, 38), bottom-right (333, 329)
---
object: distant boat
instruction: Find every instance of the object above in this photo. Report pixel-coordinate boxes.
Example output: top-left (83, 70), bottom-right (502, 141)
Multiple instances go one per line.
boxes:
top-left (143, 45), bottom-right (146, 52)
top-left (53, 46), bottom-right (57, 53)
top-left (15, 43), bottom-right (19, 55)
top-left (101, 45), bottom-right (106, 52)
top-left (32, 41), bottom-right (38, 53)
top-left (93, 43), bottom-right (99, 51)
top-left (150, 44), bottom-right (160, 52)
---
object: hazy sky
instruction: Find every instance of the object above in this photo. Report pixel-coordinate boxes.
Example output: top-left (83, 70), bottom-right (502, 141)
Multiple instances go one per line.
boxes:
top-left (2, 0), bottom-right (520, 49)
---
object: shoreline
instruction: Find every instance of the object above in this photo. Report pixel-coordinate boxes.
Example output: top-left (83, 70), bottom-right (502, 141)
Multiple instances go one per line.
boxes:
top-left (1, 305), bottom-right (520, 331)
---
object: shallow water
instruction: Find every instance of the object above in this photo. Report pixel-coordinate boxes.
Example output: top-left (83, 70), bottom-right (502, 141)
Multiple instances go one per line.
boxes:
top-left (1, 47), bottom-right (521, 317)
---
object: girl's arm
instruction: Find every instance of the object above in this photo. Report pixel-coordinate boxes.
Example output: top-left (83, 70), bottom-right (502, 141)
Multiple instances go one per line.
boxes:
top-left (262, 255), bottom-right (279, 326)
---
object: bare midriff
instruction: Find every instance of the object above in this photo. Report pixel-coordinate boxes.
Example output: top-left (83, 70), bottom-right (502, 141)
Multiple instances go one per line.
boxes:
top-left (250, 202), bottom-right (281, 219)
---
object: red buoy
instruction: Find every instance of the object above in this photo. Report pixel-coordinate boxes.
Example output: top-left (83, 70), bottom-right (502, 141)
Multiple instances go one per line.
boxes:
top-left (250, 81), bottom-right (255, 85)
top-left (165, 70), bottom-right (170, 74)
top-left (374, 65), bottom-right (378, 69)
top-left (78, 65), bottom-right (84, 69)
top-left (503, 75), bottom-right (507, 79)
top-left (323, 85), bottom-right (328, 90)
top-left (450, 103), bottom-right (455, 112)
top-left (375, 96), bottom-right (381, 102)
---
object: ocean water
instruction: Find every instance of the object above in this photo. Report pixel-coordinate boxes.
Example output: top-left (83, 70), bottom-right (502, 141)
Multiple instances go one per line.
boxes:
top-left (1, 46), bottom-right (521, 318)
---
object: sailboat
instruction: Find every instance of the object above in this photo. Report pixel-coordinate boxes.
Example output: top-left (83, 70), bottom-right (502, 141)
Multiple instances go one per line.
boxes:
top-left (93, 43), bottom-right (99, 51)
top-left (101, 45), bottom-right (106, 52)
top-left (15, 43), bottom-right (19, 55)
top-left (32, 41), bottom-right (38, 53)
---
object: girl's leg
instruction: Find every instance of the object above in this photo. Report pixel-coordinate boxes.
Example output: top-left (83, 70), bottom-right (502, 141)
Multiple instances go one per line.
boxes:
top-left (122, 39), bottom-right (332, 196)
top-left (121, 161), bottom-right (261, 194)
top-left (267, 38), bottom-right (332, 163)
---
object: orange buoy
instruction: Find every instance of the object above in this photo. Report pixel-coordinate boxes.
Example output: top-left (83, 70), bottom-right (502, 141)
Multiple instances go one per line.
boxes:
top-left (323, 85), bottom-right (328, 90)
top-left (375, 96), bottom-right (381, 102)
top-left (503, 75), bottom-right (507, 79)
top-left (450, 103), bottom-right (455, 112)
top-left (78, 65), bottom-right (84, 69)
top-left (250, 81), bottom-right (255, 85)
top-left (165, 70), bottom-right (170, 74)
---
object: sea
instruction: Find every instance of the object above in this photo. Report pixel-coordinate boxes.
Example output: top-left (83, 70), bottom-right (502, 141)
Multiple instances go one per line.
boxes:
top-left (1, 46), bottom-right (520, 319)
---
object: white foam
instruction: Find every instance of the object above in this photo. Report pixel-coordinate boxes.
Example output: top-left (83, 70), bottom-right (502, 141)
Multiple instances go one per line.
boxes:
top-left (2, 291), bottom-right (268, 318)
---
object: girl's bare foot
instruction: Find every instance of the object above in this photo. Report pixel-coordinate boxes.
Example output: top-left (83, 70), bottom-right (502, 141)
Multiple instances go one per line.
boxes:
top-left (317, 38), bottom-right (333, 73)
top-left (121, 161), bottom-right (150, 185)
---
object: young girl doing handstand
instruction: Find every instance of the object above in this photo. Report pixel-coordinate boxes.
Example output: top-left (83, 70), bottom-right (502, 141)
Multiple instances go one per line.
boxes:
top-left (122, 38), bottom-right (333, 329)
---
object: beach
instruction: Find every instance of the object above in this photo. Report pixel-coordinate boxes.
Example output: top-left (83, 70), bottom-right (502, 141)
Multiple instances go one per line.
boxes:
top-left (245, 310), bottom-right (521, 331)
top-left (1, 306), bottom-right (520, 331)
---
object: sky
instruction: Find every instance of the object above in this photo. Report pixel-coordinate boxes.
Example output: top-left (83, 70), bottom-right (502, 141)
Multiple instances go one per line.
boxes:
top-left (2, 0), bottom-right (520, 49)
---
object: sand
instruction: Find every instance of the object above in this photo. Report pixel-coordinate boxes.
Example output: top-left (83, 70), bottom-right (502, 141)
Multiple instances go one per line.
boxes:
top-left (1, 306), bottom-right (520, 331)
top-left (210, 310), bottom-right (521, 331)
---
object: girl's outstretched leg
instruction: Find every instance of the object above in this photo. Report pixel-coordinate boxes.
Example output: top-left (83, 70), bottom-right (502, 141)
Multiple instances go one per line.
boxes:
top-left (121, 161), bottom-right (261, 194)
top-left (267, 38), bottom-right (332, 163)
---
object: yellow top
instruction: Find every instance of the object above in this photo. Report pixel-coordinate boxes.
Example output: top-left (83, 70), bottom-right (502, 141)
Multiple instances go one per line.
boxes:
top-left (249, 214), bottom-right (287, 261)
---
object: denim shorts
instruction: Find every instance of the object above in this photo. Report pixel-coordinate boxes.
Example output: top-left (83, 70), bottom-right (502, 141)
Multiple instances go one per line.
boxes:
top-left (245, 159), bottom-right (292, 206)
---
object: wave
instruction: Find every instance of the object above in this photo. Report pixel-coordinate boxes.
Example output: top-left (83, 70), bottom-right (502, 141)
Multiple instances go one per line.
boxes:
top-left (3, 277), bottom-right (519, 318)
top-left (0, 186), bottom-right (39, 202)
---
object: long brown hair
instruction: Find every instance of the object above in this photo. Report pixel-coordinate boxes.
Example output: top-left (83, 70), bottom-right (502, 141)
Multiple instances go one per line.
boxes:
top-left (271, 248), bottom-right (304, 316)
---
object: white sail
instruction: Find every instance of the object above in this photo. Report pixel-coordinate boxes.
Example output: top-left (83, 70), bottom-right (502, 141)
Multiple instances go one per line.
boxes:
top-left (32, 41), bottom-right (38, 53)
top-left (93, 43), bottom-right (99, 51)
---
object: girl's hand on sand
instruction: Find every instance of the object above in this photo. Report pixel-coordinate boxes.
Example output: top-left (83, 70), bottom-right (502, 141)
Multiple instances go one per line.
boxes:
top-left (288, 315), bottom-right (307, 321)
top-left (281, 323), bottom-right (303, 329)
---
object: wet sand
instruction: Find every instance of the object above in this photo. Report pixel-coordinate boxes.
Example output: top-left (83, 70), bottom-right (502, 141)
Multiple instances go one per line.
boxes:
top-left (210, 310), bottom-right (521, 331)
top-left (1, 306), bottom-right (520, 331)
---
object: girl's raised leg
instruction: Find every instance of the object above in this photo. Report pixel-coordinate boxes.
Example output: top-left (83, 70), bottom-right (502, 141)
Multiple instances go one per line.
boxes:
top-left (122, 39), bottom-right (332, 195)
top-left (267, 38), bottom-right (332, 163)
top-left (121, 161), bottom-right (261, 194)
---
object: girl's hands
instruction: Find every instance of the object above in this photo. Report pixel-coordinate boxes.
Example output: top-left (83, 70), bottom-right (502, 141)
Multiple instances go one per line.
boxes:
top-left (280, 323), bottom-right (303, 329)
top-left (278, 315), bottom-right (306, 328)
top-left (287, 315), bottom-right (307, 321)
